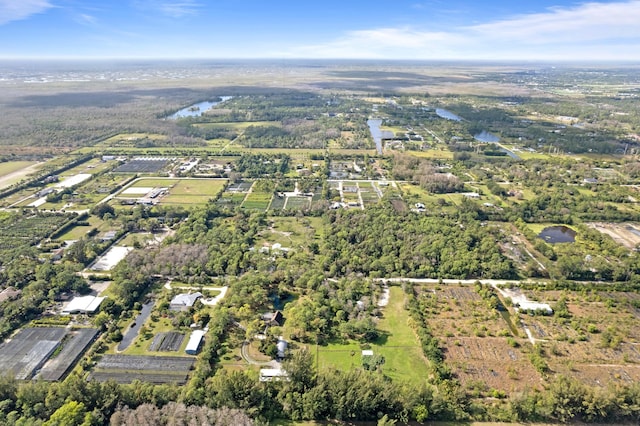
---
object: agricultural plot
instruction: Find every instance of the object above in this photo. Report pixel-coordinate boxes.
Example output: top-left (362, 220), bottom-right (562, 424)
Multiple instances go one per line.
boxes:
top-left (0, 327), bottom-right (67, 379)
top-left (113, 158), bottom-right (171, 173)
top-left (89, 355), bottom-right (195, 384)
top-left (415, 284), bottom-right (536, 392)
top-left (161, 179), bottom-right (227, 206)
top-left (216, 192), bottom-right (246, 207)
top-left (0, 213), bottom-right (72, 259)
top-left (515, 289), bottom-right (640, 386)
top-left (268, 195), bottom-right (286, 210)
top-left (149, 332), bottom-right (185, 352)
top-left (284, 196), bottom-right (311, 210)
top-left (37, 328), bottom-right (99, 381)
top-left (242, 192), bottom-right (272, 210)
top-left (226, 181), bottom-right (253, 192)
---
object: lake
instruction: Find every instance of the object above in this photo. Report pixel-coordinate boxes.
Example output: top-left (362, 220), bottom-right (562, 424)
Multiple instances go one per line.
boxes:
top-left (168, 96), bottom-right (232, 119)
top-left (435, 108), bottom-right (463, 121)
top-left (538, 226), bottom-right (576, 244)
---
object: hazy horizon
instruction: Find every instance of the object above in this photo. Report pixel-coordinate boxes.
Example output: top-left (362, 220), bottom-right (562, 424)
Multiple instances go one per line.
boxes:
top-left (1, 0), bottom-right (639, 61)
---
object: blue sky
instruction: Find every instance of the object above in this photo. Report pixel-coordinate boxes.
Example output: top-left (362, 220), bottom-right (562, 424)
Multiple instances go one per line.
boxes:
top-left (0, 0), bottom-right (639, 60)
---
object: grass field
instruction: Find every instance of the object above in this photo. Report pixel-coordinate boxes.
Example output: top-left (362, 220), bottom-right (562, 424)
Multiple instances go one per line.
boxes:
top-left (316, 286), bottom-right (430, 384)
top-left (194, 121), bottom-right (280, 130)
top-left (0, 161), bottom-right (38, 177)
top-left (162, 179), bottom-right (227, 205)
top-left (242, 192), bottom-right (272, 210)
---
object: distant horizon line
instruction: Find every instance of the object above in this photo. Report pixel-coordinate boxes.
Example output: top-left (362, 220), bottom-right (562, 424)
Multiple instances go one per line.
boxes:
top-left (1, 57), bottom-right (640, 66)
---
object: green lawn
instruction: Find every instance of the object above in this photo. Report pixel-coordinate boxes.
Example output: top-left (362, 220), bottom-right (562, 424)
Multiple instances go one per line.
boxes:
top-left (162, 179), bottom-right (227, 205)
top-left (57, 216), bottom-right (105, 241)
top-left (317, 286), bottom-right (430, 384)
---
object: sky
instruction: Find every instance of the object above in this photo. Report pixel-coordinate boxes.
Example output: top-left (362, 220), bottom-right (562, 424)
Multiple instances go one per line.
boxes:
top-left (0, 0), bottom-right (639, 60)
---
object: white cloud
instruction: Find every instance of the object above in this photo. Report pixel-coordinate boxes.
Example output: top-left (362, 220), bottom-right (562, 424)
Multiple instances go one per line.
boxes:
top-left (284, 1), bottom-right (640, 60)
top-left (133, 0), bottom-right (201, 18)
top-left (77, 13), bottom-right (97, 25)
top-left (159, 1), bottom-right (200, 17)
top-left (0, 0), bottom-right (53, 25)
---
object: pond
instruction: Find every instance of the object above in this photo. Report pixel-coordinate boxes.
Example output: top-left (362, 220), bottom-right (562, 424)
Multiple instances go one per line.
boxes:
top-left (167, 96), bottom-right (232, 119)
top-left (117, 300), bottom-right (155, 351)
top-left (473, 130), bottom-right (500, 143)
top-left (435, 108), bottom-right (462, 121)
top-left (538, 226), bottom-right (576, 244)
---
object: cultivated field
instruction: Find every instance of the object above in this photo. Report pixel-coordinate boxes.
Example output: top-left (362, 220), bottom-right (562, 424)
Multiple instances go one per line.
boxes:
top-left (89, 354), bottom-right (195, 384)
top-left (37, 328), bottom-right (99, 381)
top-left (415, 284), bottom-right (539, 392)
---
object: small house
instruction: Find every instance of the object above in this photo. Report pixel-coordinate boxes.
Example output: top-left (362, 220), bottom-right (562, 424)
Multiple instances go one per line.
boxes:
top-left (261, 310), bottom-right (284, 327)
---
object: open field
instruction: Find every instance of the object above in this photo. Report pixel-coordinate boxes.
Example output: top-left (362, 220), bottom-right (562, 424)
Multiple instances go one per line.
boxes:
top-left (317, 287), bottom-right (430, 384)
top-left (0, 161), bottom-right (41, 189)
top-left (161, 178), bottom-right (227, 205)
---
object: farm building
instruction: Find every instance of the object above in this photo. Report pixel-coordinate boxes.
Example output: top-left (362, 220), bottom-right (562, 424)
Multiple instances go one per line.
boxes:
top-left (62, 296), bottom-right (105, 314)
top-left (185, 330), bottom-right (205, 355)
top-left (259, 368), bottom-right (288, 382)
top-left (170, 292), bottom-right (203, 311)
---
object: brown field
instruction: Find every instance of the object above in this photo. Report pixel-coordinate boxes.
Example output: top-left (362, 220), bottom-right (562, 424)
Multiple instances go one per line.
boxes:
top-left (587, 222), bottom-right (640, 250)
top-left (515, 289), bottom-right (640, 386)
top-left (418, 285), bottom-right (538, 391)
top-left (445, 337), bottom-right (543, 392)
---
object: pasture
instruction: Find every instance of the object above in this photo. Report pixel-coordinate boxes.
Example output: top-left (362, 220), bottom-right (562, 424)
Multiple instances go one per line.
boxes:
top-left (316, 286), bottom-right (430, 384)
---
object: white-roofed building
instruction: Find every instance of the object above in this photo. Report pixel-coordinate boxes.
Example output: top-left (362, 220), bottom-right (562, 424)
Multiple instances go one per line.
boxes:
top-left (170, 292), bottom-right (203, 311)
top-left (185, 330), bottom-right (205, 355)
top-left (259, 368), bottom-right (288, 382)
top-left (62, 296), bottom-right (105, 314)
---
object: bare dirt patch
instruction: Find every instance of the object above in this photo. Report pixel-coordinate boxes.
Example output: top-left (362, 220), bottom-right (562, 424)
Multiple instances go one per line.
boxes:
top-left (587, 222), bottom-right (640, 250)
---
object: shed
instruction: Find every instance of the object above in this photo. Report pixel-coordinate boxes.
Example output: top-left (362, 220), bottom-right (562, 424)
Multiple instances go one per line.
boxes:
top-left (185, 330), bottom-right (205, 355)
